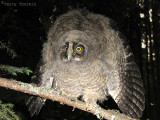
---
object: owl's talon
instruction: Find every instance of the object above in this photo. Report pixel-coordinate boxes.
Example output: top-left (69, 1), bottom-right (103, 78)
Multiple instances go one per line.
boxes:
top-left (78, 96), bottom-right (104, 118)
top-left (60, 89), bottom-right (77, 102)
top-left (94, 105), bottom-right (104, 119)
top-left (86, 102), bottom-right (94, 110)
top-left (86, 103), bottom-right (104, 119)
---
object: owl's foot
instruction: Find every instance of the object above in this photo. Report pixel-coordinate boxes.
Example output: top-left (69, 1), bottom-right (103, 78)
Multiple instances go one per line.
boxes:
top-left (94, 105), bottom-right (104, 119)
top-left (85, 100), bottom-right (104, 119)
top-left (86, 101), bottom-right (94, 110)
top-left (60, 89), bottom-right (78, 102)
top-left (84, 97), bottom-right (98, 110)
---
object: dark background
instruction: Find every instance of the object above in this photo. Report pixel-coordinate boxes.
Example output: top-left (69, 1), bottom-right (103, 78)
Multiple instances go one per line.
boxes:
top-left (0, 0), bottom-right (160, 120)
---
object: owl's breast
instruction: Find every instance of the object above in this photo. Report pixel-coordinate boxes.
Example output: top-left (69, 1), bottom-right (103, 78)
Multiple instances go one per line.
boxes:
top-left (54, 60), bottom-right (106, 97)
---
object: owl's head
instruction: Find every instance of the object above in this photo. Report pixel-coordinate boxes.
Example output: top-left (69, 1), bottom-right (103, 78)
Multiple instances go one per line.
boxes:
top-left (58, 30), bottom-right (88, 62)
top-left (52, 29), bottom-right (104, 66)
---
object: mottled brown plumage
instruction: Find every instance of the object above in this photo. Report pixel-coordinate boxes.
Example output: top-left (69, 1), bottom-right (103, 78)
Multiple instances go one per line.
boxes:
top-left (26, 9), bottom-right (145, 118)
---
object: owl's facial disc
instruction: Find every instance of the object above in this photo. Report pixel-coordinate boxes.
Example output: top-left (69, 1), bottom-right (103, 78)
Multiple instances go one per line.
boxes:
top-left (61, 42), bottom-right (85, 62)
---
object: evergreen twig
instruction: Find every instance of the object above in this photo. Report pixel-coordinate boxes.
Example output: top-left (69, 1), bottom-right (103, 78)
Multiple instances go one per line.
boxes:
top-left (0, 65), bottom-right (32, 76)
top-left (0, 100), bottom-right (20, 120)
top-left (0, 41), bottom-right (17, 59)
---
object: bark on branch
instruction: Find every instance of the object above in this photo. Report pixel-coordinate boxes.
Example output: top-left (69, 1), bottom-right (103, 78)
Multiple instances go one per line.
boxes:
top-left (0, 77), bottom-right (139, 120)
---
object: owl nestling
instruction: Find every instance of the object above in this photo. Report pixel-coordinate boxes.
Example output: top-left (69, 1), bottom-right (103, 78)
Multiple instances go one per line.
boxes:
top-left (26, 10), bottom-right (145, 118)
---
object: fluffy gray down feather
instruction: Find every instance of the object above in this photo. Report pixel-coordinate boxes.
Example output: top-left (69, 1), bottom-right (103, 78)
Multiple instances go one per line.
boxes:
top-left (26, 9), bottom-right (145, 118)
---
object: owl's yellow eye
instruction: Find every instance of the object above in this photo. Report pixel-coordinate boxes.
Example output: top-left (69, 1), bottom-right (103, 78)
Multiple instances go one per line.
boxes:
top-left (64, 46), bottom-right (68, 52)
top-left (76, 46), bottom-right (82, 52)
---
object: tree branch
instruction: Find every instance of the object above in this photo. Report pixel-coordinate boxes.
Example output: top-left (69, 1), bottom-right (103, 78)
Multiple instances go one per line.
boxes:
top-left (0, 77), bottom-right (140, 120)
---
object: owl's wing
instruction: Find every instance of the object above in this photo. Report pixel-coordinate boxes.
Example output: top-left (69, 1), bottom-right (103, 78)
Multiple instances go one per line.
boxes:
top-left (26, 53), bottom-right (55, 116)
top-left (25, 59), bottom-right (46, 116)
top-left (102, 27), bottom-right (145, 118)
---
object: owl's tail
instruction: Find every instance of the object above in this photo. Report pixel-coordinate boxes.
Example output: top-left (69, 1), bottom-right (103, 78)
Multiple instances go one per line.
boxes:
top-left (26, 96), bottom-right (46, 117)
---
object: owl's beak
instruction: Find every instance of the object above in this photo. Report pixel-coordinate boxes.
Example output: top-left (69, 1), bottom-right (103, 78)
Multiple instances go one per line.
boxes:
top-left (67, 43), bottom-right (73, 61)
